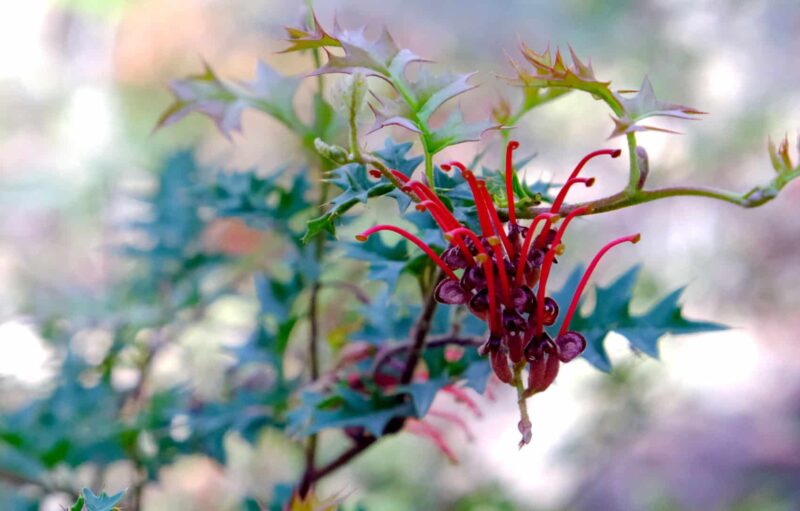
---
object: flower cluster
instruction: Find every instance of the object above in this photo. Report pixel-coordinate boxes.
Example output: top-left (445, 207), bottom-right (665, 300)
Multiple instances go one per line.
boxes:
top-left (357, 141), bottom-right (639, 395)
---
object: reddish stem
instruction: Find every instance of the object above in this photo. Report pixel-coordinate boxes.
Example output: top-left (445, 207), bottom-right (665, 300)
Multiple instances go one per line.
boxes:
top-left (505, 140), bottom-right (520, 225)
top-left (535, 206), bottom-right (590, 336)
top-left (515, 212), bottom-right (560, 286)
top-left (357, 225), bottom-right (459, 281)
top-left (550, 177), bottom-right (595, 214)
top-left (417, 200), bottom-right (475, 264)
top-left (479, 181), bottom-right (514, 258)
top-left (567, 148), bottom-right (621, 181)
top-left (443, 162), bottom-right (494, 238)
top-left (389, 170), bottom-right (410, 183)
top-left (559, 233), bottom-right (641, 336)
top-left (403, 180), bottom-right (459, 224)
top-left (416, 200), bottom-right (457, 230)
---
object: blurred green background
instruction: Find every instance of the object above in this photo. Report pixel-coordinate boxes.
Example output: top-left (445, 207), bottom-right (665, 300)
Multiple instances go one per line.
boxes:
top-left (1, 0), bottom-right (799, 509)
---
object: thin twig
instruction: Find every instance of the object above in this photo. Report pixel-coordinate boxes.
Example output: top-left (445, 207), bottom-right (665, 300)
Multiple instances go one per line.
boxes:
top-left (400, 274), bottom-right (441, 384)
top-left (320, 280), bottom-right (371, 304)
top-left (371, 335), bottom-right (483, 377)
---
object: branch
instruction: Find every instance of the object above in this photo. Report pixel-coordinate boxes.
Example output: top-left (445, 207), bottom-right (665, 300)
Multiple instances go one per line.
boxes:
top-left (307, 437), bottom-right (377, 484)
top-left (301, 273), bottom-right (454, 489)
top-left (371, 335), bottom-right (483, 378)
top-left (320, 280), bottom-right (371, 304)
top-left (400, 273), bottom-right (442, 384)
top-left (516, 182), bottom-right (790, 220)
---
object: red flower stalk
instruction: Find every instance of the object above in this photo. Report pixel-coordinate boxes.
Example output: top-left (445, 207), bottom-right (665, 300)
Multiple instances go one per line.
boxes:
top-left (515, 212), bottom-right (559, 286)
top-left (442, 163), bottom-right (495, 238)
top-left (535, 206), bottom-right (590, 337)
top-left (479, 181), bottom-right (514, 257)
top-left (566, 148), bottom-right (621, 181)
top-left (505, 140), bottom-right (521, 225)
top-left (417, 201), bottom-right (475, 264)
top-left (356, 225), bottom-right (459, 281)
top-left (550, 177), bottom-right (595, 214)
top-left (559, 233), bottom-right (641, 336)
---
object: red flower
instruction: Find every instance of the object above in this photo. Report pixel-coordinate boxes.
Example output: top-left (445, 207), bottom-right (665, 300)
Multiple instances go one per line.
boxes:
top-left (357, 141), bottom-right (639, 393)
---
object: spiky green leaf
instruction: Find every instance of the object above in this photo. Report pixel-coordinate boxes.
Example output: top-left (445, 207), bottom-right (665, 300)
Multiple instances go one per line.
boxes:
top-left (553, 266), bottom-right (726, 372)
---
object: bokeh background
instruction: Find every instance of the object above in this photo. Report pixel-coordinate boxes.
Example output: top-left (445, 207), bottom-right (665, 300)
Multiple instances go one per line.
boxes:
top-left (1, 0), bottom-right (800, 510)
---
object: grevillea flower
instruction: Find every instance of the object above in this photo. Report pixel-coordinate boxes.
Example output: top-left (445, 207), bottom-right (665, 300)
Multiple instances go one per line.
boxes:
top-left (356, 141), bottom-right (640, 397)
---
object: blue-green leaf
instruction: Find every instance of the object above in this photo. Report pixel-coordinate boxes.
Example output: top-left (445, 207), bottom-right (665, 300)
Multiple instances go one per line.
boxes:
top-left (553, 265), bottom-right (727, 372)
top-left (82, 488), bottom-right (125, 511)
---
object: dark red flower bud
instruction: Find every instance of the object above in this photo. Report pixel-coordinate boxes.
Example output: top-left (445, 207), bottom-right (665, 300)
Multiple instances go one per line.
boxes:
top-left (507, 333), bottom-right (524, 363)
top-left (442, 246), bottom-right (468, 269)
top-left (524, 332), bottom-right (556, 362)
top-left (541, 297), bottom-right (559, 325)
top-left (478, 333), bottom-right (503, 356)
top-left (555, 331), bottom-right (587, 362)
top-left (511, 286), bottom-right (536, 313)
top-left (527, 352), bottom-right (560, 393)
top-left (468, 288), bottom-right (490, 318)
top-left (502, 309), bottom-right (526, 333)
top-left (460, 265), bottom-right (485, 291)
top-left (434, 279), bottom-right (469, 305)
top-left (490, 348), bottom-right (513, 384)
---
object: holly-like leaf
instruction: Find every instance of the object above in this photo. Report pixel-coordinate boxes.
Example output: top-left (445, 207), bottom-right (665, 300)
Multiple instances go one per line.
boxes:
top-left (609, 77), bottom-right (705, 138)
top-left (344, 234), bottom-right (409, 288)
top-left (426, 108), bottom-right (498, 154)
top-left (157, 61), bottom-right (303, 138)
top-left (507, 45), bottom-right (704, 139)
top-left (285, 15), bottom-right (486, 154)
top-left (206, 170), bottom-right (312, 237)
top-left (303, 146), bottom-right (423, 243)
top-left (302, 163), bottom-right (394, 243)
top-left (370, 70), bottom-right (478, 135)
top-left (353, 289), bottom-right (416, 345)
top-left (82, 488), bottom-right (125, 511)
top-left (254, 272), bottom-right (304, 320)
top-left (288, 389), bottom-right (415, 437)
top-left (396, 375), bottom-right (450, 417)
top-left (281, 12), bottom-right (340, 53)
top-left (553, 265), bottom-right (726, 372)
top-left (507, 44), bottom-right (611, 100)
top-left (282, 17), bottom-right (423, 82)
top-left (373, 138), bottom-right (424, 176)
top-left (68, 495), bottom-right (85, 511)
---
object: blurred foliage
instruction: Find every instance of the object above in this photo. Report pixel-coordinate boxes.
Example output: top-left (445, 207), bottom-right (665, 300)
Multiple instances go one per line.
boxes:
top-left (1, 2), bottom-right (798, 511)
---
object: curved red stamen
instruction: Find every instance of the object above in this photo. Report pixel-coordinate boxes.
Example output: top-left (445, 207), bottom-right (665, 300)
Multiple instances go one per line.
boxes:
top-left (445, 163), bottom-right (495, 237)
top-left (505, 140), bottom-right (520, 225)
top-left (357, 225), bottom-right (459, 281)
top-left (550, 177), bottom-right (595, 214)
top-left (416, 200), bottom-right (457, 230)
top-left (369, 169), bottom-right (382, 179)
top-left (441, 161), bottom-right (467, 173)
top-left (390, 170), bottom-right (410, 183)
top-left (535, 206), bottom-right (590, 336)
top-left (567, 148), bottom-right (621, 181)
top-left (417, 201), bottom-right (475, 264)
top-left (447, 227), bottom-right (501, 333)
top-left (515, 212), bottom-right (560, 286)
top-left (404, 180), bottom-right (461, 227)
top-left (478, 182), bottom-right (514, 258)
top-left (559, 233), bottom-right (641, 336)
